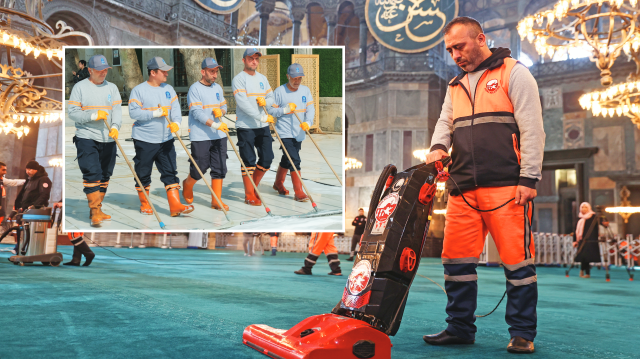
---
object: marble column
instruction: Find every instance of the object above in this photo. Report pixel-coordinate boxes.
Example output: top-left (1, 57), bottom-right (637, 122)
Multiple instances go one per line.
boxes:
top-left (509, 23), bottom-right (521, 60)
top-left (324, 11), bottom-right (337, 46)
top-left (355, 6), bottom-right (367, 67)
top-left (255, 0), bottom-right (276, 46)
top-left (290, 7), bottom-right (306, 46)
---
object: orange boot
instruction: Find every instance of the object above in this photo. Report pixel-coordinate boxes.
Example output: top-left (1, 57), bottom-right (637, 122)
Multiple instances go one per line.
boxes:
top-left (87, 192), bottom-right (104, 227)
top-left (211, 179), bottom-right (229, 211)
top-left (182, 174), bottom-right (197, 204)
top-left (291, 170), bottom-right (309, 202)
top-left (166, 184), bottom-right (195, 217)
top-left (273, 165), bottom-right (289, 195)
top-left (243, 173), bottom-right (262, 206)
top-left (97, 191), bottom-right (111, 220)
top-left (253, 165), bottom-right (268, 187)
top-left (137, 187), bottom-right (153, 215)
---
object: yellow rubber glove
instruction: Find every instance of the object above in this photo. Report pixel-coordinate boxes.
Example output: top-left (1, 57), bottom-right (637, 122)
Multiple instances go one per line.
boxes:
top-left (96, 110), bottom-right (108, 121)
top-left (266, 115), bottom-right (275, 124)
top-left (162, 107), bottom-right (169, 117)
top-left (256, 97), bottom-right (266, 107)
top-left (109, 127), bottom-right (119, 139)
top-left (218, 122), bottom-right (229, 132)
top-left (288, 103), bottom-right (297, 114)
top-left (212, 108), bottom-right (222, 118)
top-left (167, 122), bottom-right (179, 133)
top-left (300, 122), bottom-right (310, 132)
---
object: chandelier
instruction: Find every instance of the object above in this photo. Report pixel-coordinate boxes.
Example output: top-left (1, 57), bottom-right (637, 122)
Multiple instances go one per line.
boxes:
top-left (606, 186), bottom-right (640, 224)
top-left (0, 2), bottom-right (93, 138)
top-left (517, 0), bottom-right (639, 86)
top-left (345, 157), bottom-right (362, 170)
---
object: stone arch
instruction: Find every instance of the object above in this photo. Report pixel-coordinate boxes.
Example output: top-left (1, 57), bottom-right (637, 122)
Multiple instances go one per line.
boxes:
top-left (43, 0), bottom-right (109, 46)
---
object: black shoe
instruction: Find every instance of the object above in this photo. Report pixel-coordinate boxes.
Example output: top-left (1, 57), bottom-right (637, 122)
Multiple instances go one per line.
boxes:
top-left (294, 268), bottom-right (312, 275)
top-left (423, 330), bottom-right (474, 345)
top-left (346, 256), bottom-right (354, 261)
top-left (82, 252), bottom-right (95, 266)
top-left (77, 241), bottom-right (95, 266)
top-left (63, 259), bottom-right (81, 266)
top-left (507, 336), bottom-right (534, 354)
top-left (328, 271), bottom-right (342, 276)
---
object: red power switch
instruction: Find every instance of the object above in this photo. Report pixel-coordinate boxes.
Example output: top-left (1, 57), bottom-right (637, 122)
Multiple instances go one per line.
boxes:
top-left (399, 247), bottom-right (416, 272)
top-left (418, 183), bottom-right (436, 204)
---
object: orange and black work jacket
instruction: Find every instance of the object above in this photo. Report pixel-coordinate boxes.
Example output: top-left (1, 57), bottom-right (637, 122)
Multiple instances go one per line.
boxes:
top-left (430, 48), bottom-right (545, 192)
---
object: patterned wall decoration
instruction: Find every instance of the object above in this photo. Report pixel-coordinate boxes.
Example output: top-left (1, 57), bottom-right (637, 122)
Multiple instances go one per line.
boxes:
top-left (257, 54), bottom-right (280, 89)
top-left (291, 54), bottom-right (320, 131)
top-left (592, 126), bottom-right (626, 172)
top-left (541, 87), bottom-right (563, 110)
top-left (562, 112), bottom-right (585, 149)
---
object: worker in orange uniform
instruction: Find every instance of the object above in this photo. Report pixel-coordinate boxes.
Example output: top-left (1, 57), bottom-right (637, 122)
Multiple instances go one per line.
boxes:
top-left (422, 17), bottom-right (545, 354)
top-left (294, 232), bottom-right (341, 276)
top-left (63, 232), bottom-right (96, 266)
top-left (269, 232), bottom-right (279, 256)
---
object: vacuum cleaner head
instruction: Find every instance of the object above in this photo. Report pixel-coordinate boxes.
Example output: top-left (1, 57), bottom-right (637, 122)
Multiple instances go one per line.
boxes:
top-left (243, 158), bottom-right (450, 358)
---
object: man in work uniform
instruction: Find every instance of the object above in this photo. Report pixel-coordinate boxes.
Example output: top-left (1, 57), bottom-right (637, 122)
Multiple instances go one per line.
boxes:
top-left (231, 48), bottom-right (275, 206)
top-left (267, 63), bottom-right (315, 202)
top-left (294, 232), bottom-right (342, 276)
top-left (63, 232), bottom-right (95, 267)
top-left (0, 161), bottom-right (26, 224)
top-left (128, 57), bottom-right (194, 217)
top-left (67, 54), bottom-right (121, 227)
top-left (422, 17), bottom-right (545, 354)
top-left (182, 57), bottom-right (230, 211)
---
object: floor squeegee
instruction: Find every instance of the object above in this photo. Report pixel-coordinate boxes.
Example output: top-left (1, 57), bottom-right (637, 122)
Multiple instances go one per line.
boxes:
top-left (243, 158), bottom-right (451, 359)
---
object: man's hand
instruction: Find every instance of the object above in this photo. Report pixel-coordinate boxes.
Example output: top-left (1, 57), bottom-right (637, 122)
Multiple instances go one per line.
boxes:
top-left (91, 110), bottom-right (109, 121)
top-left (300, 122), bottom-right (310, 131)
top-left (424, 149), bottom-right (448, 164)
top-left (153, 107), bottom-right (169, 118)
top-left (205, 119), bottom-right (214, 127)
top-left (266, 115), bottom-right (275, 124)
top-left (257, 97), bottom-right (266, 107)
top-left (109, 127), bottom-right (119, 139)
top-left (515, 185), bottom-right (537, 206)
top-left (213, 108), bottom-right (222, 118)
top-left (283, 103), bottom-right (296, 114)
top-left (167, 122), bottom-right (179, 133)
top-left (218, 123), bottom-right (229, 132)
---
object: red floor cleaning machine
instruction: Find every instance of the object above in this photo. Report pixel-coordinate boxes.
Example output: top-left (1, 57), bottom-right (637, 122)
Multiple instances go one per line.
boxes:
top-left (243, 158), bottom-right (451, 359)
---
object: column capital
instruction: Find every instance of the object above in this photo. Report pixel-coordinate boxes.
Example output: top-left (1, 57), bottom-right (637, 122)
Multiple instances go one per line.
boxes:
top-left (354, 5), bottom-right (366, 21)
top-left (255, 0), bottom-right (276, 16)
top-left (323, 9), bottom-right (338, 25)
top-left (290, 6), bottom-right (306, 22)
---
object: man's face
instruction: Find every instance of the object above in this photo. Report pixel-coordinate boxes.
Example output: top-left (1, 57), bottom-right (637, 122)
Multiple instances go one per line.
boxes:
top-left (150, 69), bottom-right (169, 83)
top-left (243, 54), bottom-right (260, 71)
top-left (78, 62), bottom-right (84, 69)
top-left (287, 74), bottom-right (303, 90)
top-left (202, 67), bottom-right (219, 84)
top-left (444, 24), bottom-right (486, 72)
top-left (88, 68), bottom-right (109, 83)
top-left (0, 166), bottom-right (6, 177)
top-left (358, 209), bottom-right (364, 216)
top-left (25, 168), bottom-right (37, 177)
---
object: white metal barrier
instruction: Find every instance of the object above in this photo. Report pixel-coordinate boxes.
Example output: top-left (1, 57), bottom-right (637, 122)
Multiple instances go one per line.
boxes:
top-left (479, 232), bottom-right (639, 268)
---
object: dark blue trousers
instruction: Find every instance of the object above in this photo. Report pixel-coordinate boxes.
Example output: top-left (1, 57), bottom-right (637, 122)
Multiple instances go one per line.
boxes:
top-left (189, 139), bottom-right (227, 180)
top-left (236, 127), bottom-right (274, 170)
top-left (74, 137), bottom-right (117, 194)
top-left (279, 138), bottom-right (302, 171)
top-left (132, 138), bottom-right (179, 188)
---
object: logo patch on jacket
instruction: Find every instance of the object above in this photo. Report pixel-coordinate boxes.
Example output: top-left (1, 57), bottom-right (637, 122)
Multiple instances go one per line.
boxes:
top-left (216, 93), bottom-right (220, 101)
top-left (165, 91), bottom-right (171, 99)
top-left (108, 94), bottom-right (111, 102)
top-left (302, 96), bottom-right (306, 103)
top-left (259, 82), bottom-right (264, 90)
top-left (485, 79), bottom-right (499, 94)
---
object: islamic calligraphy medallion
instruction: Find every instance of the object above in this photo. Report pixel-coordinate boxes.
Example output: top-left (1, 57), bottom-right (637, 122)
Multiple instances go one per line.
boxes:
top-left (366, 0), bottom-right (458, 53)
top-left (194, 0), bottom-right (245, 14)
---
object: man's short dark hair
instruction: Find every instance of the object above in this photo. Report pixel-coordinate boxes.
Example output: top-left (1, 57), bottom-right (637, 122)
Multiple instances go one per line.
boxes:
top-left (444, 16), bottom-right (483, 37)
top-left (0, 162), bottom-right (5, 167)
top-left (79, 60), bottom-right (87, 66)
top-left (148, 68), bottom-right (157, 76)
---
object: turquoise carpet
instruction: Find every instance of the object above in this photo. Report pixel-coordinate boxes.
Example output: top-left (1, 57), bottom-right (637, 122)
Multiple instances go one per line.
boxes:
top-left (0, 245), bottom-right (637, 358)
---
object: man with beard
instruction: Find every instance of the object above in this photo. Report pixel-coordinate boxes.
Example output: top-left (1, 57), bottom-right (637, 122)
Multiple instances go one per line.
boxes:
top-left (182, 57), bottom-right (230, 211)
top-left (128, 57), bottom-right (194, 217)
top-left (421, 17), bottom-right (544, 354)
top-left (67, 54), bottom-right (121, 227)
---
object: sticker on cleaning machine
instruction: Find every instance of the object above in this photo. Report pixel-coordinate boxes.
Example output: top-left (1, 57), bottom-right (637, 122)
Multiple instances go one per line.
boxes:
top-left (348, 260), bottom-right (372, 295)
top-left (371, 192), bottom-right (399, 234)
top-left (392, 178), bottom-right (405, 192)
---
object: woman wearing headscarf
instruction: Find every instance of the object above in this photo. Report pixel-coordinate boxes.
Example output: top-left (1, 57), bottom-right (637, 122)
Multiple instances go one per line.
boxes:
top-left (574, 202), bottom-right (608, 278)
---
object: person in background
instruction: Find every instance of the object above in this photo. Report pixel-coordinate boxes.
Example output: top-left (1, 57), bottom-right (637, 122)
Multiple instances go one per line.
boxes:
top-left (294, 232), bottom-right (341, 276)
top-left (243, 232), bottom-right (255, 256)
top-left (348, 207), bottom-right (366, 261)
top-left (573, 202), bottom-right (608, 278)
top-left (269, 232), bottom-right (279, 256)
top-left (0, 161), bottom-right (26, 224)
top-left (72, 60), bottom-right (90, 84)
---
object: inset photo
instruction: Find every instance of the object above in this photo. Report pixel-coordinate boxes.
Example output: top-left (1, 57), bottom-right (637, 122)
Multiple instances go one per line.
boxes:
top-left (63, 47), bottom-right (344, 231)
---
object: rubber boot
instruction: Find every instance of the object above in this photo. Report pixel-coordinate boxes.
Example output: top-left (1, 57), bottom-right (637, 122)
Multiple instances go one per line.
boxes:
top-left (167, 186), bottom-right (195, 217)
top-left (137, 187), bottom-right (153, 215)
top-left (272, 165), bottom-right (289, 195)
top-left (87, 192), bottom-right (103, 227)
top-left (579, 270), bottom-right (585, 278)
top-left (291, 170), bottom-right (309, 202)
top-left (63, 246), bottom-right (81, 266)
top-left (182, 175), bottom-right (197, 204)
top-left (327, 253), bottom-right (342, 275)
top-left (295, 253), bottom-right (317, 275)
top-left (243, 174), bottom-right (262, 206)
top-left (97, 192), bottom-right (111, 220)
top-left (77, 241), bottom-right (95, 266)
top-left (210, 179), bottom-right (229, 211)
top-left (271, 247), bottom-right (277, 256)
top-left (253, 166), bottom-right (268, 187)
